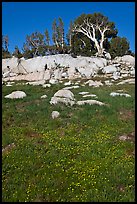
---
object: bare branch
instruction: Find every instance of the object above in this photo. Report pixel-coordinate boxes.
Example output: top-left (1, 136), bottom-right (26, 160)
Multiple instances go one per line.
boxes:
top-left (72, 16), bottom-right (111, 55)
top-left (80, 39), bottom-right (86, 47)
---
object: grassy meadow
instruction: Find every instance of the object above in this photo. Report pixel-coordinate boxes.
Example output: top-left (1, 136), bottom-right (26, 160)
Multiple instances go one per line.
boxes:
top-left (2, 78), bottom-right (135, 202)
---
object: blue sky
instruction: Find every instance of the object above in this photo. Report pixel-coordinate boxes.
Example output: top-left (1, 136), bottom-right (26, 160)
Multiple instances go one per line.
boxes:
top-left (2, 2), bottom-right (135, 53)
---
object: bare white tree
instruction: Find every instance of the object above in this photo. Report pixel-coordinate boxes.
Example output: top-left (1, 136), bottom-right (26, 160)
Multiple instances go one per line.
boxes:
top-left (27, 37), bottom-right (39, 57)
top-left (26, 32), bottom-right (45, 57)
top-left (73, 18), bottom-right (110, 56)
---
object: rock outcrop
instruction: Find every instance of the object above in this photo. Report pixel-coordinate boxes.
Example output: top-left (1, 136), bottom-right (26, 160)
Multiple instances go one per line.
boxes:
top-left (2, 54), bottom-right (135, 82)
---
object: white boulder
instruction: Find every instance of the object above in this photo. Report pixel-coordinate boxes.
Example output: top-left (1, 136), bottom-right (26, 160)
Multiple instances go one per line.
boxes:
top-left (63, 85), bottom-right (79, 90)
top-left (42, 84), bottom-right (51, 88)
top-left (121, 55), bottom-right (135, 66)
top-left (79, 92), bottom-right (89, 95)
top-left (82, 94), bottom-right (97, 98)
top-left (110, 92), bottom-right (131, 97)
top-left (88, 57), bottom-right (107, 68)
top-left (113, 55), bottom-right (135, 67)
top-left (54, 89), bottom-right (75, 101)
top-left (103, 65), bottom-right (117, 74)
top-left (51, 111), bottom-right (60, 119)
top-left (50, 89), bottom-right (75, 106)
top-left (61, 72), bottom-right (68, 78)
top-left (41, 95), bottom-right (47, 99)
top-left (6, 84), bottom-right (12, 87)
top-left (77, 99), bottom-right (106, 106)
top-left (5, 91), bottom-right (27, 99)
top-left (104, 80), bottom-right (113, 86)
top-left (49, 79), bottom-right (58, 84)
top-left (50, 96), bottom-right (75, 106)
top-left (112, 72), bottom-right (121, 80)
top-left (85, 80), bottom-right (103, 87)
top-left (76, 67), bottom-right (95, 78)
top-left (64, 81), bottom-right (72, 86)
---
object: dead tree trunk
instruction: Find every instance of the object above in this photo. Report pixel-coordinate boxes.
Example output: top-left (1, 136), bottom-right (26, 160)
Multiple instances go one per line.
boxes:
top-left (73, 18), bottom-right (110, 56)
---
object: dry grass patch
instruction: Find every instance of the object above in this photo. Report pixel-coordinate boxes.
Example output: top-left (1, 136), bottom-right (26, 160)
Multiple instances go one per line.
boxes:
top-left (25, 130), bottom-right (42, 138)
top-left (119, 109), bottom-right (134, 121)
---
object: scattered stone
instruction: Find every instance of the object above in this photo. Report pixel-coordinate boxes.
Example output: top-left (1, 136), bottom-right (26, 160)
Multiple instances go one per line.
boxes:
top-left (49, 79), bottom-right (58, 84)
top-left (110, 92), bottom-right (131, 97)
top-left (63, 85), bottom-right (79, 90)
top-left (50, 89), bottom-right (75, 106)
top-left (61, 72), bottom-right (68, 78)
top-left (59, 80), bottom-right (63, 83)
top-left (77, 99), bottom-right (106, 106)
top-left (121, 74), bottom-right (128, 78)
top-left (82, 94), bottom-right (98, 98)
top-left (8, 81), bottom-right (15, 85)
top-left (6, 84), bottom-right (12, 87)
top-left (26, 80), bottom-right (45, 86)
top-left (2, 143), bottom-right (16, 153)
top-left (64, 81), bottom-right (72, 86)
top-left (112, 63), bottom-right (121, 67)
top-left (116, 89), bottom-right (124, 92)
top-left (119, 135), bottom-right (128, 141)
top-left (85, 80), bottom-right (103, 87)
top-left (41, 95), bottom-right (47, 99)
top-left (104, 80), bottom-right (113, 86)
top-left (54, 89), bottom-right (75, 101)
top-left (5, 91), bottom-right (27, 99)
top-left (75, 81), bottom-right (80, 85)
top-left (117, 78), bottom-right (135, 85)
top-left (119, 132), bottom-right (135, 142)
top-left (51, 111), bottom-right (60, 119)
top-left (120, 70), bottom-right (129, 74)
top-left (50, 96), bottom-right (75, 106)
top-left (79, 92), bottom-right (89, 95)
top-left (112, 72), bottom-right (121, 80)
top-left (42, 84), bottom-right (51, 88)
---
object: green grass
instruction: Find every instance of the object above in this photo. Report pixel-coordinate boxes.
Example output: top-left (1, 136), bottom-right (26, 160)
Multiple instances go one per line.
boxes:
top-left (2, 79), bottom-right (135, 202)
